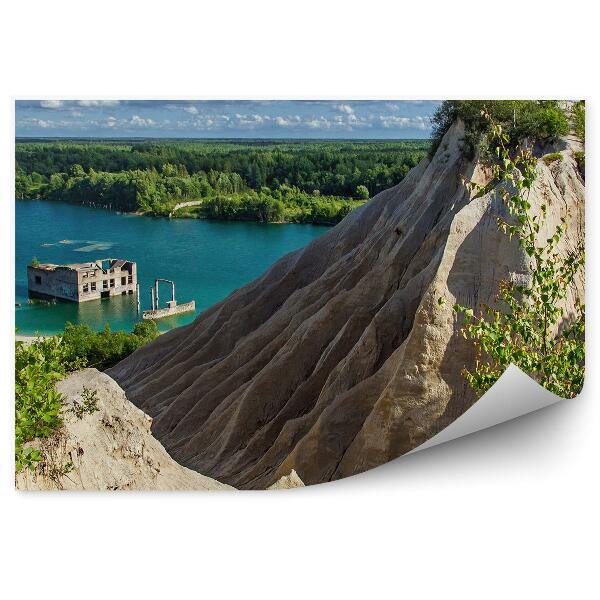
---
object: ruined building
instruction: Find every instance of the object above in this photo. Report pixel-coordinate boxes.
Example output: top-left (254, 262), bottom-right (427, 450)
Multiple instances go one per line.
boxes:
top-left (27, 258), bottom-right (137, 302)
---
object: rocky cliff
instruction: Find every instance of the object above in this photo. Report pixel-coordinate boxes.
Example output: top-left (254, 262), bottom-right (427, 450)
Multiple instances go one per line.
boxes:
top-left (108, 121), bottom-right (584, 489)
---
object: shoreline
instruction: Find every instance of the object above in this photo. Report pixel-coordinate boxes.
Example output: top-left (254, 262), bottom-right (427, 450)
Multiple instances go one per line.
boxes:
top-left (17, 198), bottom-right (342, 227)
top-left (16, 334), bottom-right (51, 346)
top-left (16, 331), bottom-right (164, 345)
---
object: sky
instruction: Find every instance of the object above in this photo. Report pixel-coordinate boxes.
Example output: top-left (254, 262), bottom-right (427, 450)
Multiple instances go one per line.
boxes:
top-left (15, 100), bottom-right (440, 139)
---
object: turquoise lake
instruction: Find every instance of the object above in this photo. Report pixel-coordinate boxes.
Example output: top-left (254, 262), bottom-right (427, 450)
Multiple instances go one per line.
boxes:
top-left (15, 200), bottom-right (328, 335)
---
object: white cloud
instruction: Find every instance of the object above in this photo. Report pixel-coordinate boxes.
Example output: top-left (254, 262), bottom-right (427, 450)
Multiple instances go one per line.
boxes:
top-left (21, 117), bottom-right (54, 128)
top-left (183, 106), bottom-right (199, 114)
top-left (306, 117), bottom-right (331, 129)
top-left (130, 115), bottom-right (155, 127)
top-left (40, 100), bottom-right (64, 109)
top-left (274, 115), bottom-right (301, 127)
top-left (77, 100), bottom-right (121, 107)
top-left (378, 115), bottom-right (431, 129)
top-left (334, 103), bottom-right (354, 115)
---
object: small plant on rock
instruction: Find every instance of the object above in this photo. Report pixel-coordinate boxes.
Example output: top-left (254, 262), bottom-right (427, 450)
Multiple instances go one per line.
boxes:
top-left (70, 386), bottom-right (100, 419)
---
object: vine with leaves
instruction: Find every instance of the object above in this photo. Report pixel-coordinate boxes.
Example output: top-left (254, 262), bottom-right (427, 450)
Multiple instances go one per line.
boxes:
top-left (450, 112), bottom-right (585, 399)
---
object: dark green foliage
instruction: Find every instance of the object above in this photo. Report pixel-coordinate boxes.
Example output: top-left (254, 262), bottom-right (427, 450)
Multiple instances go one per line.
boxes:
top-left (452, 116), bottom-right (584, 399)
top-left (15, 320), bottom-right (159, 471)
top-left (431, 101), bottom-right (569, 158)
top-left (15, 139), bottom-right (429, 223)
top-left (573, 101), bottom-right (585, 143)
top-left (61, 320), bottom-right (159, 370)
top-left (572, 101), bottom-right (585, 178)
top-left (202, 185), bottom-right (364, 224)
top-left (15, 336), bottom-right (84, 471)
top-left (355, 185), bottom-right (369, 200)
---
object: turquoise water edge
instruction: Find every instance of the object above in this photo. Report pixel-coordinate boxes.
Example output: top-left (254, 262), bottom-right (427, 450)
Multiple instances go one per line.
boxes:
top-left (15, 200), bottom-right (328, 336)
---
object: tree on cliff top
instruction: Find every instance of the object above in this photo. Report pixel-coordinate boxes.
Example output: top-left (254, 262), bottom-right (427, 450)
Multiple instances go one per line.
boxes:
top-left (430, 100), bottom-right (569, 159)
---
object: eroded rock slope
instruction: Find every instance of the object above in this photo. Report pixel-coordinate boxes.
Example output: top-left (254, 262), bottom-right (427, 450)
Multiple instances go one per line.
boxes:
top-left (16, 369), bottom-right (233, 491)
top-left (108, 122), bottom-right (584, 489)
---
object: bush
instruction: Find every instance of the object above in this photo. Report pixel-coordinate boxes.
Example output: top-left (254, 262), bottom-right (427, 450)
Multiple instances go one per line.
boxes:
top-left (15, 320), bottom-right (160, 471)
top-left (573, 101), bottom-right (585, 143)
top-left (61, 320), bottom-right (159, 370)
top-left (355, 185), bottom-right (369, 200)
top-left (15, 336), bottom-right (84, 471)
top-left (431, 100), bottom-right (569, 158)
top-left (452, 116), bottom-right (584, 399)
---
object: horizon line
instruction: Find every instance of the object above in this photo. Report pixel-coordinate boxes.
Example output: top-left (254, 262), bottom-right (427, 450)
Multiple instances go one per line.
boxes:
top-left (16, 135), bottom-right (432, 142)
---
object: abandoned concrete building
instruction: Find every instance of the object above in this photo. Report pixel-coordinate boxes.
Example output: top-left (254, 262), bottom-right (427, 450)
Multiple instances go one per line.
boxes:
top-left (27, 258), bottom-right (137, 303)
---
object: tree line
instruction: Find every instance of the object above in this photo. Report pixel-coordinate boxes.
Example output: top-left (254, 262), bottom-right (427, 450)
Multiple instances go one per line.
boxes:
top-left (15, 139), bottom-right (429, 224)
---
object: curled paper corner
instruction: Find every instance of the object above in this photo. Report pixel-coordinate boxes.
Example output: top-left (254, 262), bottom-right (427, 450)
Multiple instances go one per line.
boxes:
top-left (409, 365), bottom-right (568, 455)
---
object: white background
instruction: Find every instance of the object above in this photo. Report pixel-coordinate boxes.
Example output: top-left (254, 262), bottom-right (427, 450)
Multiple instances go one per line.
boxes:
top-left (0, 1), bottom-right (597, 598)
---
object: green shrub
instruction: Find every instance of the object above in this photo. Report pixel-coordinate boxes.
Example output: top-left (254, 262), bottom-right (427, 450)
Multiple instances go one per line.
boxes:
top-left (542, 152), bottom-right (563, 166)
top-left (61, 320), bottom-right (159, 370)
top-left (15, 320), bottom-right (160, 471)
top-left (573, 101), bottom-right (585, 143)
top-left (355, 185), bottom-right (370, 200)
top-left (431, 100), bottom-right (569, 158)
top-left (15, 336), bottom-right (84, 471)
top-left (451, 115), bottom-right (584, 399)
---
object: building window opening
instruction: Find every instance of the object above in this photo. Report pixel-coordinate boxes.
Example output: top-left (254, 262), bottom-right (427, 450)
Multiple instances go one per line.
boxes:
top-left (91, 282), bottom-right (97, 291)
top-left (128, 275), bottom-right (133, 284)
top-left (103, 280), bottom-right (108, 289)
top-left (121, 276), bottom-right (126, 285)
top-left (35, 275), bottom-right (42, 285)
top-left (110, 279), bottom-right (115, 288)
top-left (83, 283), bottom-right (89, 293)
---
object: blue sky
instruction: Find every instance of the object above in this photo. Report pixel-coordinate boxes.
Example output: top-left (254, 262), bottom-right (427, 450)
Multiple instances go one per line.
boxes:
top-left (15, 100), bottom-right (440, 139)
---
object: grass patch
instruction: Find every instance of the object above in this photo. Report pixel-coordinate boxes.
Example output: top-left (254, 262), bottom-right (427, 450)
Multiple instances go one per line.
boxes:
top-left (542, 152), bottom-right (563, 166)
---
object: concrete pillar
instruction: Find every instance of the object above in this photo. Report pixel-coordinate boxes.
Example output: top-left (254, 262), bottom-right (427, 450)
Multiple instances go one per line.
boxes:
top-left (171, 281), bottom-right (176, 303)
top-left (150, 286), bottom-right (155, 311)
top-left (155, 279), bottom-right (159, 308)
top-left (136, 283), bottom-right (140, 315)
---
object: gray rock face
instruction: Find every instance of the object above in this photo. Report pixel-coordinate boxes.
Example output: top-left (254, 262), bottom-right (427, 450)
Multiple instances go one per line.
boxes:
top-left (108, 122), bottom-right (584, 489)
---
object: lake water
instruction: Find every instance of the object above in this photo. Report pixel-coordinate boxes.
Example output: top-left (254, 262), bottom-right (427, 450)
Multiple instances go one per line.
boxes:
top-left (15, 200), bottom-right (328, 335)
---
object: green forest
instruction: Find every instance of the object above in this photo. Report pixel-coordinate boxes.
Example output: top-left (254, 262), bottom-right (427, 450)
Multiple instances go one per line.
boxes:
top-left (15, 139), bottom-right (429, 224)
